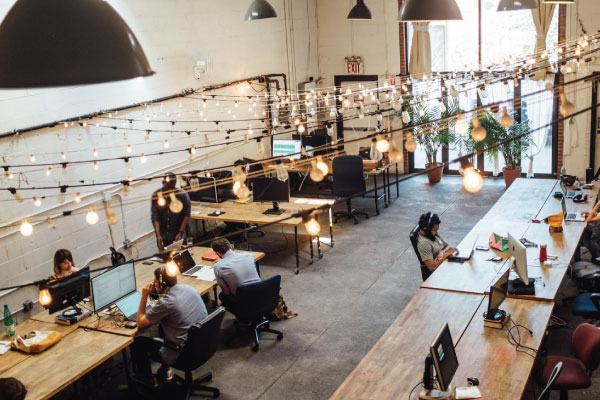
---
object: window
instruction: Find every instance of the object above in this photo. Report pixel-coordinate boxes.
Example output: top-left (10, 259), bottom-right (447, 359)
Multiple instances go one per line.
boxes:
top-left (407, 1), bottom-right (559, 176)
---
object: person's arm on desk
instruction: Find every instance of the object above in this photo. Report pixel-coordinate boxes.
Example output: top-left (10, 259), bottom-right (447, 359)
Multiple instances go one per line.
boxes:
top-left (582, 201), bottom-right (600, 223)
top-left (136, 283), bottom-right (154, 328)
top-left (423, 248), bottom-right (456, 272)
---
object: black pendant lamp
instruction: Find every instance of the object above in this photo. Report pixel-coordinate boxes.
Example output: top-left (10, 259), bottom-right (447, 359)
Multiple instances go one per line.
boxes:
top-left (347, 0), bottom-right (373, 20)
top-left (245, 0), bottom-right (278, 21)
top-left (497, 0), bottom-right (539, 11)
top-left (0, 0), bottom-right (154, 88)
top-left (398, 0), bottom-right (463, 22)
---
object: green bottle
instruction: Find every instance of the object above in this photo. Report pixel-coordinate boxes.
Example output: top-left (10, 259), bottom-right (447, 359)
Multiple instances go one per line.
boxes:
top-left (4, 305), bottom-right (15, 337)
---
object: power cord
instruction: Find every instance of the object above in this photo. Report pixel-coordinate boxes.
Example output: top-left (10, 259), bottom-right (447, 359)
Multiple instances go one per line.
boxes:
top-left (408, 380), bottom-right (424, 400)
top-left (506, 315), bottom-right (537, 358)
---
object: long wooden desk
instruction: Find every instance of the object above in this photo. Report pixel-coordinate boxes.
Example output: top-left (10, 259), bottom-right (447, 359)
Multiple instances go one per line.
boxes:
top-left (192, 197), bottom-right (335, 274)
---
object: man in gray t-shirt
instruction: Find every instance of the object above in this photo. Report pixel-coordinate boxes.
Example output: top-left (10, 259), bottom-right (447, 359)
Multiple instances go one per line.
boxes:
top-left (131, 266), bottom-right (207, 385)
top-left (211, 238), bottom-right (260, 308)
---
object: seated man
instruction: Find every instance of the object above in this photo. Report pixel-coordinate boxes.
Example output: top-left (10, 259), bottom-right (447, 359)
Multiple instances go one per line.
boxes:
top-left (416, 212), bottom-right (457, 276)
top-left (132, 266), bottom-right (207, 385)
top-left (211, 238), bottom-right (260, 309)
top-left (0, 378), bottom-right (27, 400)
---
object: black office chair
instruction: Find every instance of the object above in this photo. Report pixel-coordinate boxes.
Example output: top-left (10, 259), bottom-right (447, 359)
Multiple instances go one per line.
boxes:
top-left (332, 155), bottom-right (369, 224)
top-left (224, 275), bottom-right (283, 352)
top-left (409, 224), bottom-right (432, 282)
top-left (169, 307), bottom-right (226, 399)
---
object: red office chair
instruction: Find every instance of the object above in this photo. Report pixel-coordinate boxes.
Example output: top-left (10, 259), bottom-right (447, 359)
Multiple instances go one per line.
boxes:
top-left (535, 323), bottom-right (600, 400)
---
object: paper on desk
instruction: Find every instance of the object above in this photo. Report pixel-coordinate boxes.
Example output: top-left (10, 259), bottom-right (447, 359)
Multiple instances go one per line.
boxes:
top-left (0, 341), bottom-right (11, 355)
top-left (455, 386), bottom-right (482, 399)
top-left (195, 267), bottom-right (216, 282)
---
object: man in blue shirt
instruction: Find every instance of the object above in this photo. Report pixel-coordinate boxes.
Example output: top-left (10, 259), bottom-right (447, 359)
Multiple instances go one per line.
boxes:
top-left (211, 238), bottom-right (260, 309)
top-left (151, 172), bottom-right (191, 249)
top-left (131, 266), bottom-right (207, 385)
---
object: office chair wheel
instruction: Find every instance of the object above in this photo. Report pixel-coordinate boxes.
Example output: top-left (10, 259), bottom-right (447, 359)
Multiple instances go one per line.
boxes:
top-left (277, 333), bottom-right (283, 341)
top-left (252, 344), bottom-right (259, 352)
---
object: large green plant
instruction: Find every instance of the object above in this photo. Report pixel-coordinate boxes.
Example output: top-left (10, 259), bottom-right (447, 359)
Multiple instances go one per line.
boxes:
top-left (460, 110), bottom-right (532, 170)
top-left (397, 97), bottom-right (461, 165)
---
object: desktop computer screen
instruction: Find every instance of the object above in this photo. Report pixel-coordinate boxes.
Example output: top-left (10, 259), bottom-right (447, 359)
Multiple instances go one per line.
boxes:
top-left (187, 176), bottom-right (218, 203)
top-left (46, 266), bottom-right (91, 315)
top-left (429, 323), bottom-right (459, 392)
top-left (251, 177), bottom-right (290, 215)
top-left (273, 139), bottom-right (302, 159)
top-left (91, 261), bottom-right (136, 313)
top-left (486, 269), bottom-right (509, 319)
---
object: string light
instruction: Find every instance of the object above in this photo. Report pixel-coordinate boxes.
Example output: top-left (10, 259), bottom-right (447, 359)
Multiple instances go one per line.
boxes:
top-left (559, 93), bottom-right (575, 117)
top-left (165, 261), bottom-right (179, 277)
top-left (33, 197), bottom-right (41, 207)
top-left (310, 160), bottom-right (325, 182)
top-left (500, 107), bottom-right (514, 128)
top-left (57, 186), bottom-right (66, 203)
top-left (30, 154), bottom-right (36, 163)
top-left (315, 156), bottom-right (329, 176)
top-left (86, 207), bottom-right (99, 225)
top-left (20, 219), bottom-right (33, 236)
top-left (46, 217), bottom-right (56, 229)
top-left (455, 115), bottom-right (469, 135)
top-left (405, 137), bottom-right (417, 152)
top-left (93, 161), bottom-right (99, 171)
top-left (61, 152), bottom-right (66, 160)
top-left (190, 145), bottom-right (196, 155)
top-left (298, 124), bottom-right (306, 134)
top-left (164, 139), bottom-right (169, 148)
top-left (169, 192), bottom-right (183, 213)
top-left (375, 134), bottom-right (390, 153)
top-left (39, 286), bottom-right (52, 306)
top-left (45, 167), bottom-right (52, 176)
top-left (105, 206), bottom-right (119, 225)
top-left (126, 144), bottom-right (132, 153)
top-left (460, 159), bottom-right (483, 193)
top-left (9, 188), bottom-right (23, 202)
top-left (303, 214), bottom-right (321, 236)
top-left (471, 118), bottom-right (487, 142)
top-left (157, 192), bottom-right (166, 207)
top-left (93, 148), bottom-right (98, 157)
top-left (75, 192), bottom-right (81, 203)
top-left (140, 153), bottom-right (147, 163)
top-left (388, 140), bottom-right (403, 163)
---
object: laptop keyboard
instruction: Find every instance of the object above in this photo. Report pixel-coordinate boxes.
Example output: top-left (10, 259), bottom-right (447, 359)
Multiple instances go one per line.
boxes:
top-left (184, 265), bottom-right (203, 275)
top-left (567, 213), bottom-right (577, 220)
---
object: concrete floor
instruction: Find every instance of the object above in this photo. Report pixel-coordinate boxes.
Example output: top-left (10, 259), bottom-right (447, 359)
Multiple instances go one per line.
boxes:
top-left (51, 175), bottom-right (600, 399)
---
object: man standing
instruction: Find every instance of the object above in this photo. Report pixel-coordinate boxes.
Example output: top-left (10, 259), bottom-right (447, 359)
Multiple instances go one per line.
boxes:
top-left (133, 267), bottom-right (207, 384)
top-left (210, 238), bottom-right (260, 308)
top-left (151, 172), bottom-right (191, 249)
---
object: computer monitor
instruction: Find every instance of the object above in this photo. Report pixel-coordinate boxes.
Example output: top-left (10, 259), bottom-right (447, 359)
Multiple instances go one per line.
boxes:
top-left (485, 269), bottom-right (509, 320)
top-left (273, 139), bottom-right (302, 159)
top-left (91, 261), bottom-right (137, 313)
top-left (45, 266), bottom-right (91, 316)
top-left (251, 177), bottom-right (290, 215)
top-left (302, 134), bottom-right (330, 156)
top-left (507, 232), bottom-right (535, 295)
top-left (426, 323), bottom-right (459, 393)
top-left (187, 176), bottom-right (218, 203)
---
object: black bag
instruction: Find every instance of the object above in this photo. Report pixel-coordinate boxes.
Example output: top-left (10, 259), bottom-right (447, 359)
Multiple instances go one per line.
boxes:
top-left (561, 174), bottom-right (577, 186)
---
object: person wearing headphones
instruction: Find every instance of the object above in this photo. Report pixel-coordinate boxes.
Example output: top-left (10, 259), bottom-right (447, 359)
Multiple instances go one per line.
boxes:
top-left (131, 266), bottom-right (207, 386)
top-left (416, 212), bottom-right (457, 276)
top-left (51, 249), bottom-right (79, 280)
top-left (151, 172), bottom-right (191, 249)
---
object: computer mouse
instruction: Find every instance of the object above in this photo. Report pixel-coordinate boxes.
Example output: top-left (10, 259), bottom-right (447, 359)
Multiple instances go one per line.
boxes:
top-left (467, 377), bottom-right (479, 386)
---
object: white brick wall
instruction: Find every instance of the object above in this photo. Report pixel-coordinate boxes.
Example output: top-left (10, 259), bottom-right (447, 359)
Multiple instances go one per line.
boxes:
top-left (0, 0), bottom-right (318, 313)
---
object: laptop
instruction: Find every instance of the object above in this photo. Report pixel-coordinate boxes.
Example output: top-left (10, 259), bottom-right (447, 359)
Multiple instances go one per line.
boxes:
top-left (115, 291), bottom-right (148, 321)
top-left (447, 235), bottom-right (478, 263)
top-left (173, 249), bottom-right (210, 277)
top-left (165, 239), bottom-right (184, 251)
top-left (560, 180), bottom-right (581, 199)
top-left (562, 197), bottom-right (586, 222)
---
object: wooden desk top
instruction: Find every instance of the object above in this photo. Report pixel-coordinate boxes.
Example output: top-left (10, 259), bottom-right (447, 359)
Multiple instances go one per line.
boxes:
top-left (0, 319), bottom-right (79, 375)
top-left (0, 328), bottom-right (132, 400)
top-left (191, 197), bottom-right (334, 227)
top-left (453, 297), bottom-right (554, 400)
top-left (330, 290), bottom-right (485, 400)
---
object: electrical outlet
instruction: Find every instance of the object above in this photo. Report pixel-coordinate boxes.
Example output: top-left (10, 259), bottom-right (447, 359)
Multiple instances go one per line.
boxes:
top-left (23, 300), bottom-right (33, 312)
top-left (123, 239), bottom-right (131, 249)
top-left (194, 60), bottom-right (207, 79)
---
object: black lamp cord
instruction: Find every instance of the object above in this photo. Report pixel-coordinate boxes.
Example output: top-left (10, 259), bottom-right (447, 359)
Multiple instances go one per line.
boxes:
top-left (507, 315), bottom-right (538, 358)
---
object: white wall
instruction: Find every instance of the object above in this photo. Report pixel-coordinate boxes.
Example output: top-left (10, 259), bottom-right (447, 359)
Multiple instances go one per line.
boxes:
top-left (0, 0), bottom-right (318, 313)
top-left (563, 2), bottom-right (600, 178)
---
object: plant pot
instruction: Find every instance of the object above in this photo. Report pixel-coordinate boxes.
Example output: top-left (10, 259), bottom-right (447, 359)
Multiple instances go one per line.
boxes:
top-left (502, 167), bottom-right (522, 188)
top-left (425, 163), bottom-right (443, 184)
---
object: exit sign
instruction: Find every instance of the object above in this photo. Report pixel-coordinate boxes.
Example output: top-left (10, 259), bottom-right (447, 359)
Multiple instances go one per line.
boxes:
top-left (345, 61), bottom-right (364, 75)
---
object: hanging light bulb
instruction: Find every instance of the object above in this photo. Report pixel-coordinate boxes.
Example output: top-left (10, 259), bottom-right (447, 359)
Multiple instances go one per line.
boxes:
top-left (303, 214), bottom-right (321, 236)
top-left (310, 160), bottom-right (325, 182)
top-left (123, 183), bottom-right (130, 196)
top-left (93, 148), bottom-right (98, 157)
top-left (126, 144), bottom-right (132, 153)
top-left (500, 107), bottom-right (514, 128)
top-left (375, 135), bottom-right (391, 153)
top-left (157, 192), bottom-right (166, 207)
top-left (455, 115), bottom-right (469, 135)
top-left (559, 93), bottom-right (575, 117)
top-left (93, 161), bottom-right (99, 171)
top-left (190, 145), bottom-right (196, 155)
top-left (388, 140), bottom-right (403, 163)
top-left (19, 219), bottom-right (33, 236)
top-left (46, 167), bottom-right (52, 176)
top-left (316, 156), bottom-right (329, 176)
top-left (30, 154), bottom-right (36, 162)
top-left (39, 285), bottom-right (52, 306)
top-left (298, 124), bottom-right (306, 134)
top-left (163, 139), bottom-right (169, 148)
top-left (402, 109), bottom-right (411, 124)
top-left (405, 137), bottom-right (417, 152)
top-left (165, 261), bottom-right (179, 277)
top-left (46, 217), bottom-right (56, 230)
top-left (471, 118), bottom-right (487, 142)
top-left (61, 152), bottom-right (66, 160)
top-left (140, 153), bottom-right (147, 163)
top-left (105, 206), bottom-right (119, 225)
top-left (460, 159), bottom-right (483, 193)
top-left (275, 164), bottom-right (289, 182)
top-left (75, 192), bottom-right (81, 203)
top-left (33, 197), bottom-right (41, 207)
top-left (58, 187), bottom-right (66, 203)
top-left (256, 138), bottom-right (265, 156)
top-left (86, 207), bottom-right (99, 225)
top-left (169, 192), bottom-right (183, 213)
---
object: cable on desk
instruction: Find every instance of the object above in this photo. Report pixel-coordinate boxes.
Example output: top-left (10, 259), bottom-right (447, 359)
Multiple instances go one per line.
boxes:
top-left (408, 380), bottom-right (424, 400)
top-left (506, 316), bottom-right (538, 358)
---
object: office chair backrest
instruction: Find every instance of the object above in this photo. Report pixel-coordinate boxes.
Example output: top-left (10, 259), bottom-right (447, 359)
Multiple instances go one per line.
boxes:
top-left (410, 224), bottom-right (432, 281)
top-left (537, 361), bottom-right (562, 400)
top-left (172, 307), bottom-right (226, 371)
top-left (572, 322), bottom-right (600, 373)
top-left (332, 155), bottom-right (366, 197)
top-left (232, 275), bottom-right (281, 323)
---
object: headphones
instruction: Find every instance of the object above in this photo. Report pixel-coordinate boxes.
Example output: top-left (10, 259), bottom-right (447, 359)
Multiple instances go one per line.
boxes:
top-left (158, 265), bottom-right (168, 291)
top-left (573, 194), bottom-right (588, 203)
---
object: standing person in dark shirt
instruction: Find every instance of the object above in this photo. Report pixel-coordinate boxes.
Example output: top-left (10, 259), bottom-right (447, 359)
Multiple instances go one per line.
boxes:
top-left (151, 172), bottom-right (191, 249)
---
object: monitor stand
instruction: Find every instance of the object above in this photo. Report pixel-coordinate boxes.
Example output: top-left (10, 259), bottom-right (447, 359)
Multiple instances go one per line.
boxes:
top-left (263, 201), bottom-right (285, 215)
top-left (62, 299), bottom-right (83, 317)
top-left (508, 278), bottom-right (536, 295)
top-left (419, 386), bottom-right (453, 400)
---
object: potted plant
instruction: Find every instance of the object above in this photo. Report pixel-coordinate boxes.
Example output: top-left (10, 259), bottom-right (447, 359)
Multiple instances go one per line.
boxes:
top-left (464, 110), bottom-right (532, 188)
top-left (402, 97), bottom-right (460, 184)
